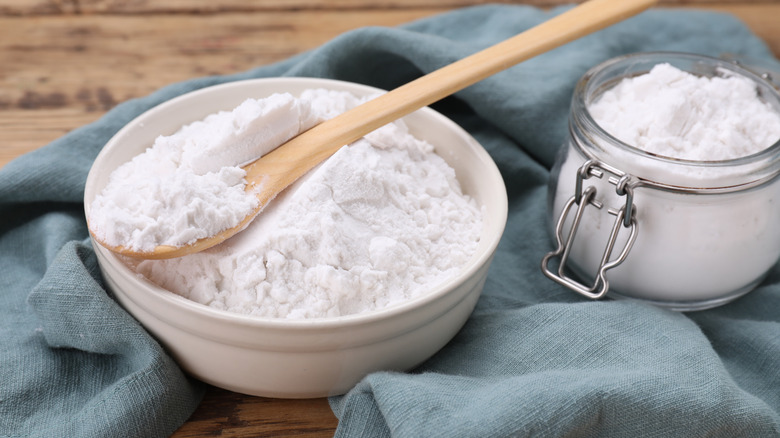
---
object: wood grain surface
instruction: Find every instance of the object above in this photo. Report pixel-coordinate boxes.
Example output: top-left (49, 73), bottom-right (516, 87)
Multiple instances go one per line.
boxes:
top-left (2, 1), bottom-right (779, 436)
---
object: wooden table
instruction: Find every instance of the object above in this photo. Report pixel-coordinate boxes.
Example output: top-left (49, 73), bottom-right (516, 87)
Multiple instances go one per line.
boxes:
top-left (2, 1), bottom-right (778, 436)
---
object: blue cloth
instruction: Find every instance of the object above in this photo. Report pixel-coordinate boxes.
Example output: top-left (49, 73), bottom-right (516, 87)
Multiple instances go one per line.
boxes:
top-left (1, 4), bottom-right (778, 437)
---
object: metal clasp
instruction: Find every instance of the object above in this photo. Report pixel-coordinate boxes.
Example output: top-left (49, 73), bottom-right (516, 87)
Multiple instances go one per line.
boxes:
top-left (541, 160), bottom-right (639, 299)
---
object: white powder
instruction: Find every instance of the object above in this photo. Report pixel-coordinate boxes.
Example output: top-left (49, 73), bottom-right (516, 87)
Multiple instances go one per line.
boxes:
top-left (589, 63), bottom-right (780, 160)
top-left (89, 90), bottom-right (370, 252)
top-left (111, 90), bottom-right (482, 319)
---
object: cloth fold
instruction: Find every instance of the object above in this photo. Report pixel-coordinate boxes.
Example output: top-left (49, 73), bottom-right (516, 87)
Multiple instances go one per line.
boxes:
top-left (1, 4), bottom-right (779, 437)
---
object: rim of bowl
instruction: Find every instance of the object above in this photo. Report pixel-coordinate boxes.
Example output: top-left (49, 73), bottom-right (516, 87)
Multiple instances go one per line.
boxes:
top-left (86, 77), bottom-right (508, 333)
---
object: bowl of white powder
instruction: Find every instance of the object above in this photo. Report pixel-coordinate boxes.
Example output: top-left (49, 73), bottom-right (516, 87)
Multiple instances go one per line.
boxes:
top-left (84, 77), bottom-right (507, 397)
top-left (543, 52), bottom-right (780, 311)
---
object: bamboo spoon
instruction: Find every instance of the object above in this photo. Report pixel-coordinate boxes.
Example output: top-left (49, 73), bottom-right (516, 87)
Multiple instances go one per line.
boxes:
top-left (96, 0), bottom-right (657, 259)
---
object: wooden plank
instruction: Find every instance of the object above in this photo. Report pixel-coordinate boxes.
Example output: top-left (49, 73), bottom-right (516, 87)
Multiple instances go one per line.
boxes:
top-left (68, 0), bottom-right (780, 15)
top-left (707, 5), bottom-right (780, 57)
top-left (0, 0), bottom-right (76, 15)
top-left (3, 4), bottom-right (780, 169)
top-left (1, 0), bottom-right (778, 16)
top-left (172, 387), bottom-right (337, 437)
top-left (0, 9), bottom-right (442, 168)
top-left (0, 109), bottom-right (100, 168)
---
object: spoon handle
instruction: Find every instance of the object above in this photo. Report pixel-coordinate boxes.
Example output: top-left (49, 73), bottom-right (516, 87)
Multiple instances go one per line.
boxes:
top-left (243, 0), bottom-right (657, 196)
top-left (128, 0), bottom-right (656, 259)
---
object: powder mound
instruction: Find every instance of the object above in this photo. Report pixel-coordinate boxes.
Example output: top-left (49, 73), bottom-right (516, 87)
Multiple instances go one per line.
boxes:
top-left (90, 165), bottom-right (256, 252)
top-left (132, 91), bottom-right (483, 319)
top-left (89, 91), bottom-right (337, 252)
top-left (588, 63), bottom-right (780, 161)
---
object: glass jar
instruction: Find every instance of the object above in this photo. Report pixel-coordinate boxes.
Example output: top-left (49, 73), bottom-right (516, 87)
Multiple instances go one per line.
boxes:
top-left (542, 52), bottom-right (780, 311)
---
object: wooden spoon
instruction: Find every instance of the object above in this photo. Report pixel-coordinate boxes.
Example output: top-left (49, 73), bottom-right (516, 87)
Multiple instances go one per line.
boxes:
top-left (96, 0), bottom-right (657, 259)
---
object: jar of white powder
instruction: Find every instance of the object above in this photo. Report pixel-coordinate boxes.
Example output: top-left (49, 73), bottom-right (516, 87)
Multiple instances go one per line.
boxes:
top-left (542, 52), bottom-right (780, 311)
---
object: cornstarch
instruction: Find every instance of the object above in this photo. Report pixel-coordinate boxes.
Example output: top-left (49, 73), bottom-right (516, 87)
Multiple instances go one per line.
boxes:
top-left (120, 89), bottom-right (482, 319)
top-left (589, 63), bottom-right (780, 160)
top-left (90, 92), bottom-right (310, 252)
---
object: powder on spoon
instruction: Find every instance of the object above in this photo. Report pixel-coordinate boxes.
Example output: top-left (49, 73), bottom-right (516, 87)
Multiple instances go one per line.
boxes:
top-left (88, 90), bottom-right (369, 252)
top-left (101, 89), bottom-right (482, 319)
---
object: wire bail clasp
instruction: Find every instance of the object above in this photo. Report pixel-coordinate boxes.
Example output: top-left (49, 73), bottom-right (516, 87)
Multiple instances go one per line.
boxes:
top-left (541, 160), bottom-right (639, 299)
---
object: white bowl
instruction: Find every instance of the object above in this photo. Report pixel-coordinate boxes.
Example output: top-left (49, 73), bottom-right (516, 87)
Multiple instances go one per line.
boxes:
top-left (84, 77), bottom-right (508, 398)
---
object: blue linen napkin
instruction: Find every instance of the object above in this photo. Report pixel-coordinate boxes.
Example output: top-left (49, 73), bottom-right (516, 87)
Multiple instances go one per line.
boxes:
top-left (1, 4), bottom-right (778, 437)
